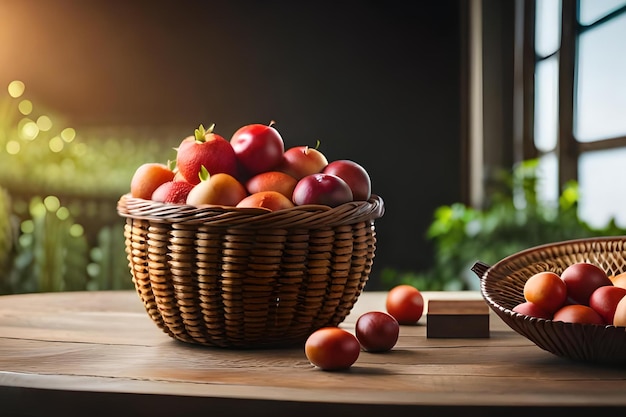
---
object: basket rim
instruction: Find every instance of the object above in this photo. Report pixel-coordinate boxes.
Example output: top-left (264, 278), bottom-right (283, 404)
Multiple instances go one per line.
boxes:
top-left (117, 193), bottom-right (384, 228)
top-left (479, 235), bottom-right (626, 329)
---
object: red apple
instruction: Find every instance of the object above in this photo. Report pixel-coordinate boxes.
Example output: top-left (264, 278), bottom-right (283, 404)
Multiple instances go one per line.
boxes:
top-left (323, 159), bottom-right (371, 201)
top-left (589, 285), bottom-right (626, 324)
top-left (560, 262), bottom-right (613, 305)
top-left (230, 122), bottom-right (284, 176)
top-left (292, 173), bottom-right (353, 207)
top-left (278, 145), bottom-right (328, 180)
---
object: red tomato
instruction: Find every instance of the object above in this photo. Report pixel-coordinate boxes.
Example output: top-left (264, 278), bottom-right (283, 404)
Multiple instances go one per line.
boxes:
top-left (523, 271), bottom-right (567, 314)
top-left (304, 327), bottom-right (360, 371)
top-left (355, 311), bottom-right (399, 352)
top-left (385, 284), bottom-right (424, 324)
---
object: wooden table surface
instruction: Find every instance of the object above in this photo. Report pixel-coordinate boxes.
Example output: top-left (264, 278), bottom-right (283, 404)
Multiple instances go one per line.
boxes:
top-left (1, 290), bottom-right (625, 417)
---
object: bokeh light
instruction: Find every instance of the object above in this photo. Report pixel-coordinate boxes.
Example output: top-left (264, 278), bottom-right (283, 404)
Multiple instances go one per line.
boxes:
top-left (18, 100), bottom-right (33, 115)
top-left (49, 136), bottom-right (64, 152)
top-left (6, 140), bottom-right (20, 154)
top-left (18, 119), bottom-right (39, 140)
top-left (37, 115), bottom-right (53, 131)
top-left (61, 127), bottom-right (76, 142)
top-left (7, 80), bottom-right (25, 98)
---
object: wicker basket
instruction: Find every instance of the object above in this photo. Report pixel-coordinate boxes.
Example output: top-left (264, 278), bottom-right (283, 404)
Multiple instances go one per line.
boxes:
top-left (117, 193), bottom-right (384, 348)
top-left (473, 236), bottom-right (626, 365)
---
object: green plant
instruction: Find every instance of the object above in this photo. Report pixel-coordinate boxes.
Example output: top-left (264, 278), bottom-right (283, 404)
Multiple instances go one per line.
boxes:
top-left (382, 159), bottom-right (626, 291)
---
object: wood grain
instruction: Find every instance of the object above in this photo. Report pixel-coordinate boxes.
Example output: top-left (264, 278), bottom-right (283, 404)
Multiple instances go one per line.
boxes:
top-left (1, 290), bottom-right (625, 417)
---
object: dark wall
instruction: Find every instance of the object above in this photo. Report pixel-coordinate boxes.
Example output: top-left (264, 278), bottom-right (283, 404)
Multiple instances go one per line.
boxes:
top-left (1, 0), bottom-right (463, 289)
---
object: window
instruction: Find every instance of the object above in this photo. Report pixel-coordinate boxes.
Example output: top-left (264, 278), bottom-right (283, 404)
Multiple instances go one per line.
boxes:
top-left (529, 0), bottom-right (626, 228)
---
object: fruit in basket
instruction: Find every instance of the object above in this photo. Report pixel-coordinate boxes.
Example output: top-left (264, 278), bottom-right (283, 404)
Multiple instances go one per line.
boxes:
top-left (523, 271), bottom-right (567, 314)
top-left (613, 295), bottom-right (626, 326)
top-left (512, 301), bottom-right (552, 319)
top-left (245, 171), bottom-right (298, 199)
top-left (385, 284), bottom-right (424, 324)
top-left (355, 311), bottom-right (399, 352)
top-left (176, 124), bottom-right (238, 185)
top-left (589, 285), bottom-right (626, 324)
top-left (292, 173), bottom-right (353, 207)
top-left (560, 262), bottom-right (613, 305)
top-left (130, 162), bottom-right (175, 200)
top-left (305, 327), bottom-right (360, 371)
top-left (151, 180), bottom-right (195, 204)
top-left (323, 159), bottom-right (371, 201)
top-left (186, 169), bottom-right (248, 207)
top-left (236, 191), bottom-right (295, 211)
top-left (610, 272), bottom-right (626, 289)
top-left (230, 122), bottom-right (285, 176)
top-left (552, 304), bottom-right (605, 325)
top-left (278, 143), bottom-right (329, 180)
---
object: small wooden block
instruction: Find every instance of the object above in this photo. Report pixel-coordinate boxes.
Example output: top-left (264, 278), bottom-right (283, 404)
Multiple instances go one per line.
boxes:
top-left (427, 299), bottom-right (490, 338)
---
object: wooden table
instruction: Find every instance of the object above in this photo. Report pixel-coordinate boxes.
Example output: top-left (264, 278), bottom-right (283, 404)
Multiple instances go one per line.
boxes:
top-left (1, 290), bottom-right (625, 417)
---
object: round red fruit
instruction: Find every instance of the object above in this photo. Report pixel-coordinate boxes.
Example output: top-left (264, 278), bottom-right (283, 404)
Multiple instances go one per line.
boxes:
top-left (304, 327), bottom-right (360, 371)
top-left (355, 311), bottom-right (399, 352)
top-left (151, 180), bottom-right (194, 204)
top-left (176, 124), bottom-right (238, 185)
top-left (589, 285), bottom-right (626, 324)
top-left (512, 301), bottom-right (552, 320)
top-left (323, 159), bottom-right (371, 201)
top-left (560, 262), bottom-right (613, 305)
top-left (230, 122), bottom-right (285, 176)
top-left (292, 173), bottom-right (353, 207)
top-left (552, 304), bottom-right (605, 325)
top-left (278, 145), bottom-right (329, 180)
top-left (385, 284), bottom-right (424, 325)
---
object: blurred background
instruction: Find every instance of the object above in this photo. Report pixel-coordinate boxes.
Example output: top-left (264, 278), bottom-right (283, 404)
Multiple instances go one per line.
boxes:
top-left (1, 0), bottom-right (625, 294)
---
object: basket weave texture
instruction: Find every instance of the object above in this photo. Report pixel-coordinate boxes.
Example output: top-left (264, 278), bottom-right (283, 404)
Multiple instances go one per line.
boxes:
top-left (475, 236), bottom-right (626, 365)
top-left (117, 193), bottom-right (384, 348)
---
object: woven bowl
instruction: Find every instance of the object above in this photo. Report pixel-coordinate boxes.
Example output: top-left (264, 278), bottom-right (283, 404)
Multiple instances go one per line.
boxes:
top-left (117, 193), bottom-right (384, 348)
top-left (473, 236), bottom-right (626, 365)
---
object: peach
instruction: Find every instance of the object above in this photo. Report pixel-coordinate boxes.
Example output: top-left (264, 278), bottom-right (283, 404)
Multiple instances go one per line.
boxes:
top-left (236, 191), bottom-right (295, 211)
top-left (130, 162), bottom-right (175, 200)
top-left (245, 171), bottom-right (298, 200)
top-left (186, 173), bottom-right (248, 207)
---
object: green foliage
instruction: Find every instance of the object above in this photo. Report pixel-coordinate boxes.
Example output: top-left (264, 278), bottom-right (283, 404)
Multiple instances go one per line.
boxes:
top-left (382, 159), bottom-right (626, 291)
top-left (0, 80), bottom-right (174, 294)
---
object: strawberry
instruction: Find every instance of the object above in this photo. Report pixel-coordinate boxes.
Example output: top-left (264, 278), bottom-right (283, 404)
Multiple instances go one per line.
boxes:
top-left (175, 124), bottom-right (238, 185)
